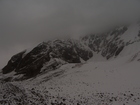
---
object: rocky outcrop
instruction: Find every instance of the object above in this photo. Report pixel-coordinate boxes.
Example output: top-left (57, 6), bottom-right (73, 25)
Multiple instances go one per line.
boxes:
top-left (2, 39), bottom-right (93, 78)
top-left (2, 51), bottom-right (26, 74)
top-left (81, 25), bottom-right (140, 59)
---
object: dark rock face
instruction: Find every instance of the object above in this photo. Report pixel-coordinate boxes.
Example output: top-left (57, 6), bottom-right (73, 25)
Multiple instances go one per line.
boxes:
top-left (2, 39), bottom-right (93, 78)
top-left (50, 39), bottom-right (93, 63)
top-left (15, 42), bottom-right (51, 77)
top-left (2, 51), bottom-right (26, 74)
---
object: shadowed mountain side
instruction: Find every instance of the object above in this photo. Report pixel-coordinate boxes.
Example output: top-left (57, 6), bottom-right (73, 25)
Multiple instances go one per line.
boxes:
top-left (2, 39), bottom-right (93, 78)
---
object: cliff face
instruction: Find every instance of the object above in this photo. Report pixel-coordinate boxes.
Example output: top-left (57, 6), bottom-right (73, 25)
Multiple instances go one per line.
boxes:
top-left (2, 39), bottom-right (93, 78)
top-left (2, 51), bottom-right (26, 74)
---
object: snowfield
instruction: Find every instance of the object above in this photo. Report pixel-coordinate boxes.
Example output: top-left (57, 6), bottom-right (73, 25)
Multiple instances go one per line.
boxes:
top-left (1, 50), bottom-right (140, 105)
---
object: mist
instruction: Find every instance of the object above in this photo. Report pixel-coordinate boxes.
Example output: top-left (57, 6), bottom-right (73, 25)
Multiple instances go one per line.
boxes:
top-left (0, 0), bottom-right (140, 68)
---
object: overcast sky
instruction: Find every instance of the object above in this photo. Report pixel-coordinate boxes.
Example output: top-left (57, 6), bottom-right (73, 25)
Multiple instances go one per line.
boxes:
top-left (0, 0), bottom-right (140, 68)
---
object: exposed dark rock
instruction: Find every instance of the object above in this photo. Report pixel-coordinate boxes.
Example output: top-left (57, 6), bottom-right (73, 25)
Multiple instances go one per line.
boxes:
top-left (2, 50), bottom-right (26, 74)
top-left (2, 39), bottom-right (93, 79)
top-left (138, 30), bottom-right (140, 37)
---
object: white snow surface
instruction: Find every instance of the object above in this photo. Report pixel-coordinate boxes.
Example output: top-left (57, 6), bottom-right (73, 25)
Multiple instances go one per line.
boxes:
top-left (6, 50), bottom-right (139, 105)
top-left (120, 23), bottom-right (140, 42)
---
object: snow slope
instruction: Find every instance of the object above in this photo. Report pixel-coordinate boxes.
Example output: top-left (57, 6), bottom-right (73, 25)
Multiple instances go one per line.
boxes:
top-left (1, 51), bottom-right (138, 105)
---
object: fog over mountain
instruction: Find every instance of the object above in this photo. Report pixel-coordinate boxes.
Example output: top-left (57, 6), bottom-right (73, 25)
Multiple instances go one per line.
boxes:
top-left (1, 0), bottom-right (140, 68)
top-left (1, 1), bottom-right (140, 104)
top-left (1, 21), bottom-right (140, 104)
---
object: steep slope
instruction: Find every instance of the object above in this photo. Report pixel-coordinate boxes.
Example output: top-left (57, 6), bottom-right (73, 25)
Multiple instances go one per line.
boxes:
top-left (81, 23), bottom-right (140, 59)
top-left (2, 39), bottom-right (93, 79)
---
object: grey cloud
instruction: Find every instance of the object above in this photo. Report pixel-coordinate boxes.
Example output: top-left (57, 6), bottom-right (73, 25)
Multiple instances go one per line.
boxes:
top-left (0, 0), bottom-right (140, 68)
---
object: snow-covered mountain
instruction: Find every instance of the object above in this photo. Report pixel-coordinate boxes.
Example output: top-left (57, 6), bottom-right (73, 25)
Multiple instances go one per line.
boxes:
top-left (81, 23), bottom-right (140, 59)
top-left (0, 22), bottom-right (140, 105)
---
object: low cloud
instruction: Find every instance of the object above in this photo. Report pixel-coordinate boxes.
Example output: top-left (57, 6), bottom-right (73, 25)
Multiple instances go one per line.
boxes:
top-left (0, 0), bottom-right (140, 68)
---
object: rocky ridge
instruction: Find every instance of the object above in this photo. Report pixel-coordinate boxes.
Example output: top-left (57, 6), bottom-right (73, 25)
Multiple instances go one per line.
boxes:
top-left (2, 39), bottom-right (93, 79)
